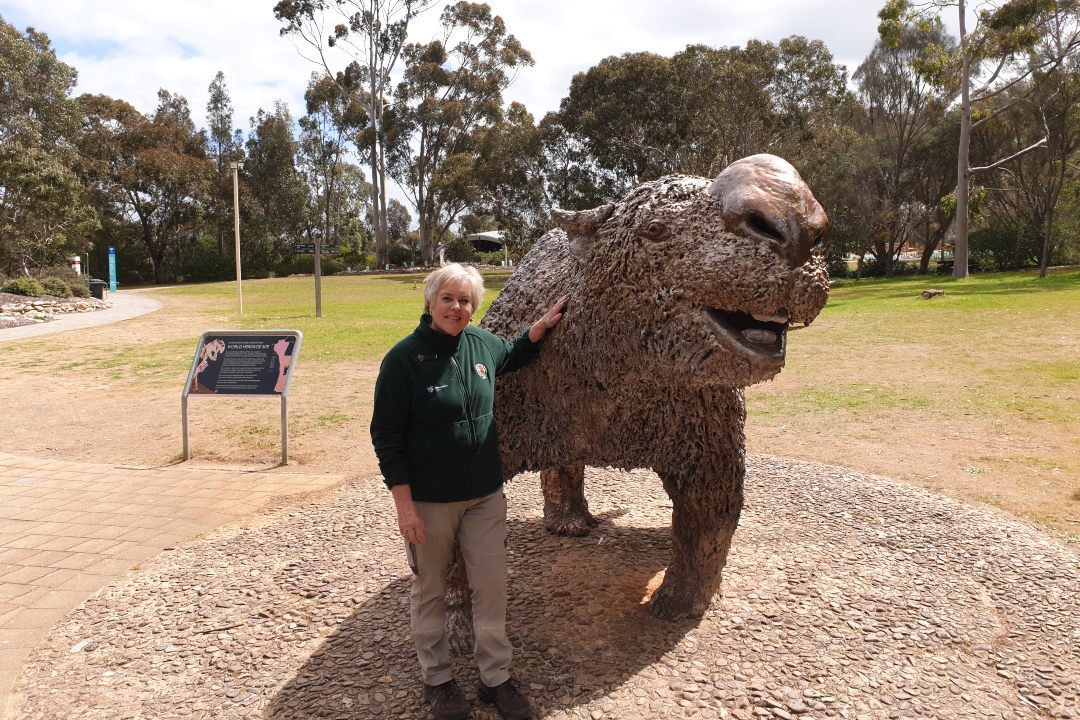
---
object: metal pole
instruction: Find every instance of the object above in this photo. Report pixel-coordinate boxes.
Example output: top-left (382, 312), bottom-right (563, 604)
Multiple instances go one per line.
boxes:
top-left (281, 396), bottom-right (289, 464)
top-left (182, 395), bottom-right (190, 460)
top-left (314, 239), bottom-right (322, 318)
top-left (231, 161), bottom-right (243, 314)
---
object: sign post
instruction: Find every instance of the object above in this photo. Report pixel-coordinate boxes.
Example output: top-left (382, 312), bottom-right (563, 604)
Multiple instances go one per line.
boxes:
top-left (230, 161), bottom-right (244, 315)
top-left (181, 330), bottom-right (302, 464)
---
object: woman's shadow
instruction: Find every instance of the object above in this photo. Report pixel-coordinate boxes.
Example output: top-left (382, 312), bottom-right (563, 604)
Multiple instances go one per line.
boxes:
top-left (266, 510), bottom-right (700, 718)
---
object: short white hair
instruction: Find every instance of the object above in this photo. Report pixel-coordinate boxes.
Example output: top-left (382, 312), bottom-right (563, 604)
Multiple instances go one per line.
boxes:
top-left (423, 263), bottom-right (485, 314)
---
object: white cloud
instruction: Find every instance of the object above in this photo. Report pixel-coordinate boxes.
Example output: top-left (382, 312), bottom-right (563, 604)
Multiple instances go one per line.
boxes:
top-left (2, 0), bottom-right (316, 129)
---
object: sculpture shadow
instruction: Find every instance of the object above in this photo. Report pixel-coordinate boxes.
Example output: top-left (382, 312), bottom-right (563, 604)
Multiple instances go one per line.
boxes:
top-left (266, 512), bottom-right (698, 719)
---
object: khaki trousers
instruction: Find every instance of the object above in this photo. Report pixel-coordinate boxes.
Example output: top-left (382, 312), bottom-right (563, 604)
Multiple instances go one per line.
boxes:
top-left (405, 488), bottom-right (512, 687)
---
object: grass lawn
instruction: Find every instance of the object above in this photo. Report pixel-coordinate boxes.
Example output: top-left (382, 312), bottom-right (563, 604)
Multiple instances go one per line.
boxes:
top-left (5, 267), bottom-right (1077, 542)
top-left (154, 271), bottom-right (515, 364)
top-left (745, 268), bottom-right (1079, 540)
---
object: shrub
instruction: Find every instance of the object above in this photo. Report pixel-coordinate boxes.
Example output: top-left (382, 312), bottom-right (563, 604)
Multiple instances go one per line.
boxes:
top-left (32, 265), bottom-right (90, 297)
top-left (2, 277), bottom-right (46, 296)
top-left (388, 242), bottom-right (419, 266)
top-left (39, 276), bottom-right (73, 297)
top-left (182, 248), bottom-right (234, 283)
top-left (970, 224), bottom-right (1038, 271)
top-left (827, 259), bottom-right (851, 279)
top-left (855, 257), bottom-right (917, 278)
top-left (443, 237), bottom-right (479, 263)
top-left (279, 255), bottom-right (344, 276)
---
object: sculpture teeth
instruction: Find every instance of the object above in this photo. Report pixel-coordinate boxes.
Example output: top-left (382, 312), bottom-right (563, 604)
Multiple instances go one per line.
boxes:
top-left (751, 312), bottom-right (789, 324)
top-left (742, 329), bottom-right (778, 344)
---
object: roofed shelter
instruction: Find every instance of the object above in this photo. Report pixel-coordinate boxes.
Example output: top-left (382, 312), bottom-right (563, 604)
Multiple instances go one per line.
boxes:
top-left (465, 230), bottom-right (504, 252)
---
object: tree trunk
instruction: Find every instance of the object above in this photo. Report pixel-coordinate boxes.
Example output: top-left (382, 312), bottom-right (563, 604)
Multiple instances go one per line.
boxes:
top-left (378, 129), bottom-right (390, 265)
top-left (150, 239), bottom-right (166, 284)
top-left (954, 0), bottom-right (972, 279)
top-left (919, 221), bottom-right (950, 274)
top-left (1039, 206), bottom-right (1054, 278)
top-left (369, 148), bottom-right (385, 266)
top-left (140, 219), bottom-right (165, 285)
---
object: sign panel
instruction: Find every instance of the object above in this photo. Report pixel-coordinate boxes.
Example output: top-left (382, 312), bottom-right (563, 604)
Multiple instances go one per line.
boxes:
top-left (186, 331), bottom-right (301, 396)
top-left (293, 244), bottom-right (340, 255)
top-left (107, 245), bottom-right (118, 292)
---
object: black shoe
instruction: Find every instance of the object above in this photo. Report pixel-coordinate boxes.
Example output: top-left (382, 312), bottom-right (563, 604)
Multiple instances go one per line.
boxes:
top-left (423, 679), bottom-right (470, 720)
top-left (477, 677), bottom-right (532, 720)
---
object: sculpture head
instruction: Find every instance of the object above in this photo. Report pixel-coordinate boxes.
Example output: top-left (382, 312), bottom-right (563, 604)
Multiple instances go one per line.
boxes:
top-left (552, 154), bottom-right (829, 387)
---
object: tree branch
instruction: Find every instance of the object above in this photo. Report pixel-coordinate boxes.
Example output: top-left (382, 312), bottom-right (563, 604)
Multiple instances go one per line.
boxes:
top-left (970, 137), bottom-right (1047, 173)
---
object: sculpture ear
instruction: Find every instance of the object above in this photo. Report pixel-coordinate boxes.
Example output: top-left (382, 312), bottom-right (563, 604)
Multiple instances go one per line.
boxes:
top-left (552, 203), bottom-right (615, 259)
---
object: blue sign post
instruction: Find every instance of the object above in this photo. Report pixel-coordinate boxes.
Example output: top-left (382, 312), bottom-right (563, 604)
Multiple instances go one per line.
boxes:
top-left (107, 246), bottom-right (118, 292)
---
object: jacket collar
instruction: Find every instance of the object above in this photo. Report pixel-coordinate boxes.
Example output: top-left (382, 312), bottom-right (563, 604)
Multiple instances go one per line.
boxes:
top-left (415, 313), bottom-right (463, 355)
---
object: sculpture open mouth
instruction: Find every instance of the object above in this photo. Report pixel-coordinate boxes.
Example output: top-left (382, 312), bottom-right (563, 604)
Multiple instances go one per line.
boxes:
top-left (705, 309), bottom-right (788, 362)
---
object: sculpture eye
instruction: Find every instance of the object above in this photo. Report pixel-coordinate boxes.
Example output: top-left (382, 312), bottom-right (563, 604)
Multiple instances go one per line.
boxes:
top-left (643, 220), bottom-right (668, 239)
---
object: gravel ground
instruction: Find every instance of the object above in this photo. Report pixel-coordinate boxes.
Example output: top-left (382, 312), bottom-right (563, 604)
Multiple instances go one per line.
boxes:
top-left (13, 457), bottom-right (1079, 720)
top-left (0, 316), bottom-right (36, 329)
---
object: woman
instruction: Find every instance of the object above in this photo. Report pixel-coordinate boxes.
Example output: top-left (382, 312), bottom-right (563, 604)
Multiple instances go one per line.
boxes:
top-left (370, 263), bottom-right (566, 720)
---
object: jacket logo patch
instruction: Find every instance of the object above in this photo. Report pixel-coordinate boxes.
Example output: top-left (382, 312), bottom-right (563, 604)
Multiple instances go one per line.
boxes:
top-left (427, 384), bottom-right (448, 393)
top-left (475, 363), bottom-right (488, 380)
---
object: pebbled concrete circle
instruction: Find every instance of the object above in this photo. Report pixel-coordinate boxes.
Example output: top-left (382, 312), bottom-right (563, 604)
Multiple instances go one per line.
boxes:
top-left (11, 457), bottom-right (1080, 719)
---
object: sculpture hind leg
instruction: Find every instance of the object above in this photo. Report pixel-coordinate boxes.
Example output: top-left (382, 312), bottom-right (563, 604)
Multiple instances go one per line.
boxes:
top-left (445, 544), bottom-right (473, 653)
top-left (541, 464), bottom-right (599, 536)
top-left (648, 464), bottom-right (744, 620)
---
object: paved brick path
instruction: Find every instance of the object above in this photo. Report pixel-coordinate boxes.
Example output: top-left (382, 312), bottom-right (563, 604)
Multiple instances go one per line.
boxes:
top-left (0, 451), bottom-right (343, 719)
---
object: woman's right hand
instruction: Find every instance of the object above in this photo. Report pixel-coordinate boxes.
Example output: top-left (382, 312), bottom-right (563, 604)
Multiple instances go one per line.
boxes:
top-left (397, 502), bottom-right (426, 545)
top-left (391, 484), bottom-right (426, 544)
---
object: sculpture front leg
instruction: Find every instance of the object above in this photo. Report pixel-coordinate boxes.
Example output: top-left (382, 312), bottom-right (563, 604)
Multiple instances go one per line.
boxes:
top-left (541, 464), bottom-right (598, 536)
top-left (648, 470), bottom-right (743, 620)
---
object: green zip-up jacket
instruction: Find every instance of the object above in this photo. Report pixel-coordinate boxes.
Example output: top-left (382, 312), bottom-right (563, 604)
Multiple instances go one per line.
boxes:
top-left (370, 315), bottom-right (541, 503)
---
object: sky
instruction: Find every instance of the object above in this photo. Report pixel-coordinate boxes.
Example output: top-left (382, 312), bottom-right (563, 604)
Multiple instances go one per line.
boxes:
top-left (0, 0), bottom-right (965, 131)
top-left (1, 0), bottom-right (964, 219)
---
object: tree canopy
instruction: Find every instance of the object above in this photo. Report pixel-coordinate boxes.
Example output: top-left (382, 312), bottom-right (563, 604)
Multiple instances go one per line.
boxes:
top-left (4, 4), bottom-right (1080, 285)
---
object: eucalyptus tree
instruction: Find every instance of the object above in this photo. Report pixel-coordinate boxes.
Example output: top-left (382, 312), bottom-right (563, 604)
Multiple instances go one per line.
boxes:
top-left (550, 51), bottom-right (678, 198)
top-left (879, 0), bottom-right (1080, 277)
top-left (321, 161), bottom-right (373, 259)
top-left (206, 71), bottom-right (240, 255)
top-left (468, 101), bottom-right (549, 251)
top-left (77, 90), bottom-right (214, 283)
top-left (387, 197), bottom-right (411, 241)
top-left (245, 102), bottom-right (309, 269)
top-left (298, 74), bottom-right (368, 256)
top-left (274, 0), bottom-right (437, 266)
top-left (910, 110), bottom-right (964, 272)
top-left (388, 1), bottom-right (533, 264)
top-left (0, 19), bottom-right (95, 275)
top-left (550, 38), bottom-right (849, 208)
top-left (973, 66), bottom-right (1080, 269)
top-left (854, 22), bottom-right (955, 276)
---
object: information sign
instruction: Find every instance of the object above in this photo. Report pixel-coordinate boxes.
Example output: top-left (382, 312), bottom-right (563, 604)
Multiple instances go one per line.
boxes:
top-left (107, 245), bottom-right (117, 292)
top-left (187, 333), bottom-right (298, 395)
top-left (181, 330), bottom-right (303, 462)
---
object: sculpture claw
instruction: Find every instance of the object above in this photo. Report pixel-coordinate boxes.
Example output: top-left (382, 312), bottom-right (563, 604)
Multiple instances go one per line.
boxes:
top-left (647, 578), bottom-right (709, 620)
top-left (544, 507), bottom-right (599, 537)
